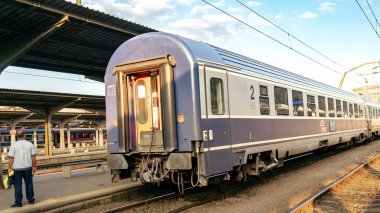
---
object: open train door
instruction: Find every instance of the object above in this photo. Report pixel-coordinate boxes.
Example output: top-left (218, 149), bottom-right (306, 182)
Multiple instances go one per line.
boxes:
top-left (202, 65), bottom-right (233, 176)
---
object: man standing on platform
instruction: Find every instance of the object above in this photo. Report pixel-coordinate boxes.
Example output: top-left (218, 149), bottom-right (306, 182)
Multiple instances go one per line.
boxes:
top-left (7, 128), bottom-right (37, 207)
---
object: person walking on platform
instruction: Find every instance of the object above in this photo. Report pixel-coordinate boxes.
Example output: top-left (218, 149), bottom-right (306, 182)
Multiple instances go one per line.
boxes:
top-left (7, 128), bottom-right (37, 207)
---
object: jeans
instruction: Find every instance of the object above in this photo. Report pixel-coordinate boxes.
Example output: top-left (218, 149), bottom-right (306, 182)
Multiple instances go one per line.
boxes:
top-left (14, 169), bottom-right (35, 206)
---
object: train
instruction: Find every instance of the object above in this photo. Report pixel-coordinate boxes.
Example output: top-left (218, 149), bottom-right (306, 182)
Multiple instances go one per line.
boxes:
top-left (0, 128), bottom-right (106, 148)
top-left (105, 32), bottom-right (380, 192)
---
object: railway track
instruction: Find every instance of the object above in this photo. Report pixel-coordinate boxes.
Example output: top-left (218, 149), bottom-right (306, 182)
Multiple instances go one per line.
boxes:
top-left (33, 141), bottom-right (376, 213)
top-left (79, 143), bottom-right (365, 213)
top-left (290, 153), bottom-right (380, 213)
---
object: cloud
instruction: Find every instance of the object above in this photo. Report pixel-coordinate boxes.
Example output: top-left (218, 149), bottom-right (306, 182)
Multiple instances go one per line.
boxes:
top-left (298, 11), bottom-right (318, 19)
top-left (213, 0), bottom-right (226, 7)
top-left (164, 13), bottom-right (240, 44)
top-left (246, 13), bottom-right (270, 26)
top-left (274, 12), bottom-right (283, 20)
top-left (319, 2), bottom-right (336, 13)
top-left (83, 0), bottom-right (175, 22)
top-left (228, 7), bottom-right (244, 13)
top-left (245, 1), bottom-right (262, 6)
top-left (175, 0), bottom-right (196, 6)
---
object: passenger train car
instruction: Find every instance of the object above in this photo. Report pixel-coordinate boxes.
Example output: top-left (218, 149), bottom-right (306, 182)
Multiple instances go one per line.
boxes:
top-left (0, 128), bottom-right (106, 148)
top-left (105, 32), bottom-right (380, 190)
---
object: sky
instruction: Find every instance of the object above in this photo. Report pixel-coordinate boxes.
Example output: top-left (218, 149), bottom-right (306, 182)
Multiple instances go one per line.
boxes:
top-left (0, 0), bottom-right (379, 95)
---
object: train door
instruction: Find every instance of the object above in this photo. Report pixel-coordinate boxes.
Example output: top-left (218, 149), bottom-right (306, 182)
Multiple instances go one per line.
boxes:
top-left (203, 66), bottom-right (233, 175)
top-left (132, 71), bottom-right (164, 152)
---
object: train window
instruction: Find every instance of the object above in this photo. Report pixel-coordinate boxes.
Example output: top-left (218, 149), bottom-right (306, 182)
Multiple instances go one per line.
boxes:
top-left (307, 95), bottom-right (316, 117)
top-left (359, 105), bottom-right (364, 118)
top-left (318, 96), bottom-right (326, 117)
top-left (260, 85), bottom-right (270, 115)
top-left (336, 100), bottom-right (342, 117)
top-left (328, 98), bottom-right (335, 117)
top-left (260, 85), bottom-right (268, 96)
top-left (136, 79), bottom-right (148, 124)
top-left (274, 86), bottom-right (289, 115)
top-left (354, 104), bottom-right (358, 118)
top-left (369, 107), bottom-right (373, 119)
top-left (210, 78), bottom-right (225, 115)
top-left (343, 101), bottom-right (348, 117)
top-left (292, 90), bottom-right (304, 116)
top-left (349, 103), bottom-right (353, 118)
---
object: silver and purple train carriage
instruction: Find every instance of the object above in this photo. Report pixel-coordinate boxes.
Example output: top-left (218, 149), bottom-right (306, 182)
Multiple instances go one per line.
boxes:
top-left (105, 32), bottom-right (380, 190)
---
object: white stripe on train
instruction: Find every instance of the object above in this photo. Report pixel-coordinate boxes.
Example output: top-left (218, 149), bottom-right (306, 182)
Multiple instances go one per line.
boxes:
top-left (204, 128), bottom-right (366, 152)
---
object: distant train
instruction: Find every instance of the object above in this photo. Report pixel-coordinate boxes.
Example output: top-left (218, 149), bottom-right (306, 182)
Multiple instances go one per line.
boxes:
top-left (105, 32), bottom-right (380, 192)
top-left (0, 128), bottom-right (106, 148)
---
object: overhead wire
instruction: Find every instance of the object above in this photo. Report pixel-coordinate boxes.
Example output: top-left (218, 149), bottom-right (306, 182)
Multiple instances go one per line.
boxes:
top-left (355, 0), bottom-right (380, 39)
top-left (201, 0), bottom-right (338, 73)
top-left (235, 0), bottom-right (349, 70)
top-left (365, 0), bottom-right (380, 31)
top-left (2, 71), bottom-right (103, 84)
top-left (201, 0), bottom-right (367, 87)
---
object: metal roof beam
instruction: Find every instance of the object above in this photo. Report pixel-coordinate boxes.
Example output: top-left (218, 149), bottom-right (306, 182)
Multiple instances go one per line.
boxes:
top-left (50, 35), bottom-right (115, 53)
top-left (14, 0), bottom-right (143, 36)
top-left (0, 24), bottom-right (114, 54)
top-left (0, 89), bottom-right (104, 99)
top-left (13, 60), bottom-right (103, 76)
top-left (0, 15), bottom-right (69, 73)
top-left (26, 51), bottom-right (107, 68)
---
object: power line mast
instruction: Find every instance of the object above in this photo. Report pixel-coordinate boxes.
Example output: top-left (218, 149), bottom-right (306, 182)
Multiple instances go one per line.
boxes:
top-left (338, 61), bottom-right (380, 89)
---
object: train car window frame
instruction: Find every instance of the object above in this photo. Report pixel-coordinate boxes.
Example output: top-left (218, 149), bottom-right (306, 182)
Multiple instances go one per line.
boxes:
top-left (343, 101), bottom-right (348, 117)
top-left (307, 95), bottom-right (316, 117)
top-left (292, 90), bottom-right (304, 116)
top-left (318, 96), bottom-right (326, 117)
top-left (274, 86), bottom-right (289, 115)
top-left (349, 103), bottom-right (353, 118)
top-left (359, 105), bottom-right (364, 118)
top-left (135, 79), bottom-right (148, 124)
top-left (336, 100), bottom-right (342, 117)
top-left (354, 103), bottom-right (358, 118)
top-left (259, 85), bottom-right (270, 115)
top-left (210, 77), bottom-right (225, 115)
top-left (328, 98), bottom-right (335, 117)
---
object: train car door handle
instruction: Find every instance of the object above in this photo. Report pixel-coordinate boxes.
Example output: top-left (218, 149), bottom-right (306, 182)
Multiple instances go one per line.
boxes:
top-left (209, 130), bottom-right (214, 140)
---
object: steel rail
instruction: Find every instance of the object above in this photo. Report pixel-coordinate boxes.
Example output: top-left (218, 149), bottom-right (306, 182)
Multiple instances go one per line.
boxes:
top-left (99, 191), bottom-right (177, 213)
top-left (99, 186), bottom-right (198, 213)
top-left (289, 152), bottom-right (380, 213)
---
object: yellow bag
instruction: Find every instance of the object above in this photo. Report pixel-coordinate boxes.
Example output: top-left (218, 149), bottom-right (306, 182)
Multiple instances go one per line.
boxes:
top-left (3, 174), bottom-right (9, 189)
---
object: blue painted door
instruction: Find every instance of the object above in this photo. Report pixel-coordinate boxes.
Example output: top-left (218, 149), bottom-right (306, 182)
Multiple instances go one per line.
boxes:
top-left (203, 66), bottom-right (233, 176)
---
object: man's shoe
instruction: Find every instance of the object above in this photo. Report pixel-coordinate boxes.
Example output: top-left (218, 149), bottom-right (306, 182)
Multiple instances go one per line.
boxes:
top-left (11, 204), bottom-right (22, 207)
top-left (28, 201), bottom-right (35, 204)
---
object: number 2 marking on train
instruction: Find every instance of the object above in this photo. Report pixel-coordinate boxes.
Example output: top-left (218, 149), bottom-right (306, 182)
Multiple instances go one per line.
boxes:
top-left (250, 85), bottom-right (255, 100)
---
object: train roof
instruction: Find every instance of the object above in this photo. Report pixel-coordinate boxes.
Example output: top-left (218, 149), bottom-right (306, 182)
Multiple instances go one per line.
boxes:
top-left (107, 32), bottom-right (362, 103)
top-left (166, 33), bottom-right (363, 103)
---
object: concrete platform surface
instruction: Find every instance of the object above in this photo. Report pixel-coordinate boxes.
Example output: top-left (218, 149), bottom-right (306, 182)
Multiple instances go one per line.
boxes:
top-left (0, 168), bottom-right (137, 213)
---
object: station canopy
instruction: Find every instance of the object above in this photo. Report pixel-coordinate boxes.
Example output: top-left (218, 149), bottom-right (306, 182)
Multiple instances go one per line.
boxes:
top-left (0, 0), bottom-right (157, 81)
top-left (0, 88), bottom-right (105, 129)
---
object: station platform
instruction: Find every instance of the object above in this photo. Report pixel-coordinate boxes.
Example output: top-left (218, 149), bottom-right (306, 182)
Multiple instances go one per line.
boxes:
top-left (0, 168), bottom-right (138, 213)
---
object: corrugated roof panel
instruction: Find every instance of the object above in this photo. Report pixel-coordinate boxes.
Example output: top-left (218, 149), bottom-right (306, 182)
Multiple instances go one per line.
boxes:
top-left (212, 46), bottom-right (362, 102)
top-left (0, 0), bottom-right (157, 79)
